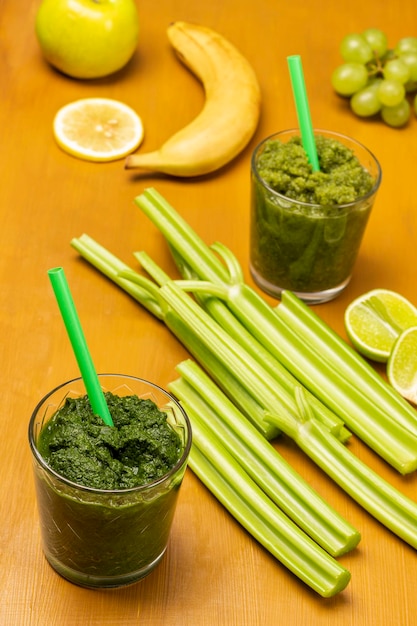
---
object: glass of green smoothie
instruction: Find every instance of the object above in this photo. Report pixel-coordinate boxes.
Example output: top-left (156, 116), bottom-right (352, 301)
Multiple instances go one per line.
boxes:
top-left (29, 374), bottom-right (192, 589)
top-left (250, 129), bottom-right (382, 303)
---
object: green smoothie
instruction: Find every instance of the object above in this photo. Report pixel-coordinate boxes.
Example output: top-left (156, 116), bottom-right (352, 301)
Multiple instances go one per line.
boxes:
top-left (29, 376), bottom-right (191, 588)
top-left (250, 130), bottom-right (381, 302)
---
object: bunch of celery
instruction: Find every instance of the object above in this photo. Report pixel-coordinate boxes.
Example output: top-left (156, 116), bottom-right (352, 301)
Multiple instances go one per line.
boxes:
top-left (70, 187), bottom-right (417, 591)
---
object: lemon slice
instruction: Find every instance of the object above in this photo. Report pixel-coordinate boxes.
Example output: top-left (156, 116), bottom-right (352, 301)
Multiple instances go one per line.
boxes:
top-left (387, 326), bottom-right (417, 405)
top-left (344, 288), bottom-right (417, 362)
top-left (53, 98), bottom-right (144, 162)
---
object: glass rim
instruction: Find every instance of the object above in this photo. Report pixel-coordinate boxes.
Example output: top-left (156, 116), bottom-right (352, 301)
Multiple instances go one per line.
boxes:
top-left (28, 373), bottom-right (192, 495)
top-left (251, 127), bottom-right (382, 210)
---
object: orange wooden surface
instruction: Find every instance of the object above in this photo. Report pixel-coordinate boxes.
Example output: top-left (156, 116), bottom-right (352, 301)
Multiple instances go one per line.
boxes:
top-left (1, 1), bottom-right (417, 624)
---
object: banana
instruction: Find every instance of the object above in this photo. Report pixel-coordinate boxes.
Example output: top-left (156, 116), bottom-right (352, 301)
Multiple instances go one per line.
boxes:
top-left (125, 21), bottom-right (261, 177)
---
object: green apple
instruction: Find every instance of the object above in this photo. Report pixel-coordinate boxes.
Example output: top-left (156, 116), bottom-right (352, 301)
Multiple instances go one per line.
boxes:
top-left (35, 0), bottom-right (139, 79)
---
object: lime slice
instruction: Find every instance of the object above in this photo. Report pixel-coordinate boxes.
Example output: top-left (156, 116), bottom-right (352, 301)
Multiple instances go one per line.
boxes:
top-left (344, 288), bottom-right (417, 362)
top-left (387, 326), bottom-right (417, 405)
top-left (53, 98), bottom-right (144, 162)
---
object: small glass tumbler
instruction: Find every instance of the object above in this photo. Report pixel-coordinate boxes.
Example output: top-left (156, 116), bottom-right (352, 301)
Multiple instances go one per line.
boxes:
top-left (250, 129), bottom-right (382, 304)
top-left (29, 374), bottom-right (192, 589)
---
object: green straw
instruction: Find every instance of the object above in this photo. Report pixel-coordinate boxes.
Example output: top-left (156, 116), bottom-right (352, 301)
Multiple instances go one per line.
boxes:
top-left (287, 55), bottom-right (320, 171)
top-left (47, 267), bottom-right (114, 427)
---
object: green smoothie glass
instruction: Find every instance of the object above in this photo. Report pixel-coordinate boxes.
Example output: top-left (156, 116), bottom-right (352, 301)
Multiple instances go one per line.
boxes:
top-left (250, 129), bottom-right (382, 304)
top-left (29, 374), bottom-right (192, 589)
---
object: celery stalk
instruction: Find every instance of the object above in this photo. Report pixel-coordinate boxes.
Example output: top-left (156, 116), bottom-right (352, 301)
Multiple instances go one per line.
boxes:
top-left (186, 411), bottom-right (351, 597)
top-left (169, 362), bottom-right (360, 556)
top-left (266, 387), bottom-right (417, 550)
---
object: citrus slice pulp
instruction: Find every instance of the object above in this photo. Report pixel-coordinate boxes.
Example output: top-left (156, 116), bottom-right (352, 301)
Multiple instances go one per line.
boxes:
top-left (387, 326), bottom-right (417, 405)
top-left (344, 288), bottom-right (417, 362)
top-left (53, 98), bottom-right (144, 162)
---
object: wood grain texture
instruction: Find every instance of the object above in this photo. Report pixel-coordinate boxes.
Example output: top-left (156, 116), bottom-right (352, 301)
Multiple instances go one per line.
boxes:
top-left (1, 1), bottom-right (417, 624)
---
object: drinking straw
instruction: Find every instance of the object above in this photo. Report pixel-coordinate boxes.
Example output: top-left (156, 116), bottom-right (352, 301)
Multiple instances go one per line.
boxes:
top-left (47, 267), bottom-right (114, 427)
top-left (287, 55), bottom-right (320, 171)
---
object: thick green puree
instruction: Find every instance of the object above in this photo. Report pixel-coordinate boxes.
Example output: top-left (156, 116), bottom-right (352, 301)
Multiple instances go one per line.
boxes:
top-left (256, 135), bottom-right (373, 204)
top-left (250, 132), bottom-right (380, 298)
top-left (38, 392), bottom-right (182, 489)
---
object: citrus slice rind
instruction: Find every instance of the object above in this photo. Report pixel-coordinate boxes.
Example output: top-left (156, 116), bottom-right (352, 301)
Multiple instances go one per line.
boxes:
top-left (387, 326), bottom-right (417, 405)
top-left (53, 98), bottom-right (144, 162)
top-left (344, 288), bottom-right (417, 362)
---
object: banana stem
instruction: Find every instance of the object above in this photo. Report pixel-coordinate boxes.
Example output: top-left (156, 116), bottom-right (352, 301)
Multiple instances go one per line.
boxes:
top-left (125, 152), bottom-right (164, 170)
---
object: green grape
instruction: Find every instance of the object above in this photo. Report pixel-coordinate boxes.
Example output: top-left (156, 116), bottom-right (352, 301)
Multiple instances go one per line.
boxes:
top-left (384, 58), bottom-right (411, 84)
top-left (350, 83), bottom-right (382, 117)
top-left (395, 37), bottom-right (417, 55)
top-left (340, 33), bottom-right (374, 64)
top-left (377, 79), bottom-right (406, 106)
top-left (400, 52), bottom-right (417, 82)
top-left (331, 63), bottom-right (368, 96)
top-left (362, 28), bottom-right (388, 57)
top-left (381, 99), bottom-right (411, 127)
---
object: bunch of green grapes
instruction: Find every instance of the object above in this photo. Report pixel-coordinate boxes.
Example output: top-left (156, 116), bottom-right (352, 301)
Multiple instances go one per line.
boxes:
top-left (331, 29), bottom-right (417, 127)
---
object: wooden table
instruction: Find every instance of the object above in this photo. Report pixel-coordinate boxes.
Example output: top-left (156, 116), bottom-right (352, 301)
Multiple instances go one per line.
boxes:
top-left (2, 1), bottom-right (417, 624)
